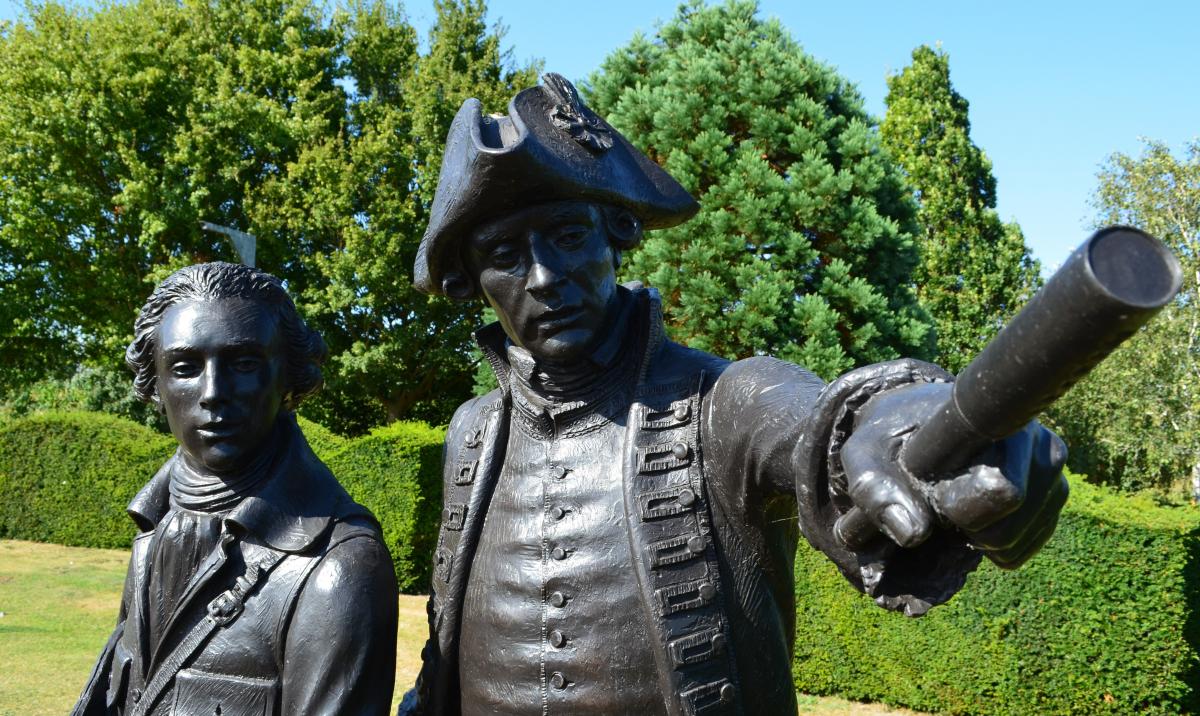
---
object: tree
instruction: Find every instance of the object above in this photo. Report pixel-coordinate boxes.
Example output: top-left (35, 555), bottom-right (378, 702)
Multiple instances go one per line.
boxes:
top-left (585, 0), bottom-right (932, 379)
top-left (0, 0), bottom-right (537, 432)
top-left (251, 0), bottom-right (536, 432)
top-left (1046, 140), bottom-right (1200, 494)
top-left (881, 45), bottom-right (1040, 372)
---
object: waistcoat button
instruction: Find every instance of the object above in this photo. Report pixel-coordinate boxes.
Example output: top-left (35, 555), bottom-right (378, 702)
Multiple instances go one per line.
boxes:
top-left (549, 629), bottom-right (567, 647)
top-left (550, 505), bottom-right (566, 520)
top-left (673, 404), bottom-right (690, 421)
top-left (550, 671), bottom-right (567, 689)
top-left (550, 464), bottom-right (568, 480)
top-left (677, 488), bottom-right (696, 507)
top-left (698, 582), bottom-right (716, 601)
top-left (552, 547), bottom-right (567, 560)
top-left (687, 535), bottom-right (705, 554)
top-left (711, 633), bottom-right (727, 654)
top-left (671, 442), bottom-right (689, 460)
top-left (719, 683), bottom-right (736, 703)
top-left (549, 591), bottom-right (567, 607)
top-left (131, 688), bottom-right (142, 704)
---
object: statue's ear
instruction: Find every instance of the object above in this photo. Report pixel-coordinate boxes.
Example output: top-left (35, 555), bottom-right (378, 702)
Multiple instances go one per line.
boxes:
top-left (150, 389), bottom-right (165, 414)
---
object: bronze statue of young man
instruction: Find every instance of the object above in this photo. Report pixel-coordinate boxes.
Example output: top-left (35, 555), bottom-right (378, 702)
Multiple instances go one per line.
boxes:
top-left (402, 74), bottom-right (1067, 716)
top-left (72, 262), bottom-right (398, 716)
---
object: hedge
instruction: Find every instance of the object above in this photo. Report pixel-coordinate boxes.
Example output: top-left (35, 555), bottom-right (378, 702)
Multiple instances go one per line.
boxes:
top-left (0, 411), bottom-right (175, 548)
top-left (0, 411), bottom-right (444, 593)
top-left (793, 473), bottom-right (1200, 715)
top-left (322, 421), bottom-right (444, 593)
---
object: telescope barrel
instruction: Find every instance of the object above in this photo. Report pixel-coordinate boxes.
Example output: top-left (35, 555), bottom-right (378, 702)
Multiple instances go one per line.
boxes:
top-left (901, 226), bottom-right (1182, 481)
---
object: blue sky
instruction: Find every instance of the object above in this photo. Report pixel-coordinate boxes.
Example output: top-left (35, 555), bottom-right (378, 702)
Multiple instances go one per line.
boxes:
top-left (4, 0), bottom-right (1196, 270)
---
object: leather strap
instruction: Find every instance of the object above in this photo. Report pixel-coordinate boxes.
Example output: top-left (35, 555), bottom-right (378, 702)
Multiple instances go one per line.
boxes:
top-left (129, 550), bottom-right (287, 716)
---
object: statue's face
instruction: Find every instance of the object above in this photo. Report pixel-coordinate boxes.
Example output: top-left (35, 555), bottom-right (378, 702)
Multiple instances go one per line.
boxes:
top-left (466, 201), bottom-right (619, 363)
top-left (154, 298), bottom-right (286, 474)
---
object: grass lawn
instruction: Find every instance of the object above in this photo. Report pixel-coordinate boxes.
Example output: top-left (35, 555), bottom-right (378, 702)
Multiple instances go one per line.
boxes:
top-left (0, 540), bottom-right (916, 715)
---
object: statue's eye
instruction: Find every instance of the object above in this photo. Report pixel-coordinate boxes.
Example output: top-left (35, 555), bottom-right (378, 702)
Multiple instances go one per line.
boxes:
top-left (553, 225), bottom-right (589, 248)
top-left (232, 356), bottom-right (262, 373)
top-left (489, 243), bottom-right (520, 269)
top-left (170, 361), bottom-right (200, 378)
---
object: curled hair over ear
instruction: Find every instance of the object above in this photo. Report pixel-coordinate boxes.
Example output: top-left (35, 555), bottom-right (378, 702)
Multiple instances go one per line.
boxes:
top-left (441, 269), bottom-right (477, 301)
top-left (126, 262), bottom-right (328, 411)
top-left (600, 205), bottom-right (643, 251)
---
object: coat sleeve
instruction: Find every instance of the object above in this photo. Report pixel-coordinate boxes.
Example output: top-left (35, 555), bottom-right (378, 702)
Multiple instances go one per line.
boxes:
top-left (71, 545), bottom-right (139, 716)
top-left (279, 532), bottom-right (399, 714)
top-left (703, 357), bottom-right (982, 617)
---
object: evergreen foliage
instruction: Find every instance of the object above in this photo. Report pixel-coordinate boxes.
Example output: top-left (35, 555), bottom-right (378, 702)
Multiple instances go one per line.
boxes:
top-left (1046, 140), bottom-right (1200, 493)
top-left (325, 420), bottom-right (445, 592)
top-left (0, 412), bottom-right (175, 548)
top-left (881, 45), bottom-right (1041, 372)
top-left (0, 0), bottom-right (537, 433)
top-left (792, 473), bottom-right (1200, 715)
top-left (586, 0), bottom-right (932, 379)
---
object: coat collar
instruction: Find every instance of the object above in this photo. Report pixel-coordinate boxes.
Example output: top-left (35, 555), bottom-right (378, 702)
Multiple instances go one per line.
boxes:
top-left (126, 414), bottom-right (369, 554)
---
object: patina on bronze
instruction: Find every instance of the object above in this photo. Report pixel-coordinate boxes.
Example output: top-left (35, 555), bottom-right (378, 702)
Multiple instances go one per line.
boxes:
top-left (400, 73), bottom-right (1171, 716)
top-left (72, 262), bottom-right (398, 716)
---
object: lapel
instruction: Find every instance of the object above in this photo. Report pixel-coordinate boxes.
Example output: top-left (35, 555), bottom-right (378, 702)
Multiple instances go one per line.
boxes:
top-left (147, 534), bottom-right (233, 670)
top-left (128, 531), bottom-right (156, 680)
top-left (435, 394), bottom-right (509, 670)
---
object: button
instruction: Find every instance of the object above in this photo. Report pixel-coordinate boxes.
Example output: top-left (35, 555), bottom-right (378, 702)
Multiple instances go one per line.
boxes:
top-left (552, 547), bottom-right (568, 560)
top-left (672, 442), bottom-right (689, 460)
top-left (698, 582), bottom-right (716, 601)
top-left (673, 404), bottom-right (690, 421)
top-left (550, 464), bottom-right (569, 480)
top-left (549, 629), bottom-right (567, 647)
top-left (550, 671), bottom-right (567, 690)
top-left (677, 488), bottom-right (696, 507)
top-left (549, 591), bottom-right (567, 607)
top-left (719, 683), bottom-right (736, 703)
top-left (711, 633), bottom-right (727, 654)
top-left (131, 688), bottom-right (142, 704)
top-left (687, 535), bottom-right (706, 554)
top-left (550, 505), bottom-right (566, 520)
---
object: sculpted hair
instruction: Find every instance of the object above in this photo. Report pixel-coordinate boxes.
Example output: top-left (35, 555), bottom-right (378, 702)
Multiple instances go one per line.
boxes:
top-left (126, 262), bottom-right (328, 410)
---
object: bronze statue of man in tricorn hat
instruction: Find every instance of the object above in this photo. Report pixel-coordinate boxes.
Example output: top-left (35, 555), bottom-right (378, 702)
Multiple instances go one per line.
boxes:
top-left (401, 73), bottom-right (1068, 716)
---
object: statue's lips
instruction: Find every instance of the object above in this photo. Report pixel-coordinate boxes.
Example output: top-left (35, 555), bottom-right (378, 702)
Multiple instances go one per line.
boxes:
top-left (197, 423), bottom-right (241, 440)
top-left (535, 306), bottom-right (585, 333)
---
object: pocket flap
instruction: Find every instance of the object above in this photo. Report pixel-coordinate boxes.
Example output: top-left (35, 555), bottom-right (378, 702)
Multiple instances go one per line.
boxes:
top-left (173, 668), bottom-right (277, 716)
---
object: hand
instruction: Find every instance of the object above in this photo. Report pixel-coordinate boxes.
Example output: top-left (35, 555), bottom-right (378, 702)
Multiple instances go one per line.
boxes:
top-left (834, 381), bottom-right (1069, 568)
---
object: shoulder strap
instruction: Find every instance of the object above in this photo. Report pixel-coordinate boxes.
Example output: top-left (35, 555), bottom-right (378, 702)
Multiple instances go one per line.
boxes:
top-left (129, 549), bottom-right (289, 716)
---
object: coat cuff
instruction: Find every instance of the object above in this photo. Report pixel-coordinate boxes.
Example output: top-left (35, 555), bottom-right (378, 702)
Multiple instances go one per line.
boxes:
top-left (793, 359), bottom-right (982, 617)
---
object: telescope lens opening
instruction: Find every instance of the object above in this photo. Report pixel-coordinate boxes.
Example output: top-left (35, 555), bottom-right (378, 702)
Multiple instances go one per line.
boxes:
top-left (1088, 228), bottom-right (1181, 308)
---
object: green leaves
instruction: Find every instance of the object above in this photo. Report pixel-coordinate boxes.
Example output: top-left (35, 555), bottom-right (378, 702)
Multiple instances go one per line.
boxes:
top-left (0, 0), bottom-right (538, 433)
top-left (587, 0), bottom-right (931, 379)
top-left (881, 45), bottom-right (1041, 373)
top-left (1046, 140), bottom-right (1200, 493)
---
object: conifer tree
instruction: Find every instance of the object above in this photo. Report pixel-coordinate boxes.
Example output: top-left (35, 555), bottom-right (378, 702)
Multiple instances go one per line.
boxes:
top-left (881, 45), bottom-right (1040, 372)
top-left (587, 0), bottom-right (932, 379)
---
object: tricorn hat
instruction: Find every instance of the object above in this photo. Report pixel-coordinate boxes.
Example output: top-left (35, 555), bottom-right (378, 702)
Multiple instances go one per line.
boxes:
top-left (413, 73), bottom-right (700, 297)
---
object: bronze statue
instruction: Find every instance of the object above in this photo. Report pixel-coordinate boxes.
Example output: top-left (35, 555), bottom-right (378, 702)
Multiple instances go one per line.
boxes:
top-left (72, 262), bottom-right (398, 715)
top-left (398, 73), bottom-right (1080, 716)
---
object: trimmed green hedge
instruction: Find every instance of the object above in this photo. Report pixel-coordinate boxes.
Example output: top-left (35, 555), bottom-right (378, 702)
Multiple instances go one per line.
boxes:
top-left (322, 421), bottom-right (444, 593)
top-left (0, 411), bottom-right (174, 548)
top-left (793, 473), bottom-right (1200, 715)
top-left (0, 411), bottom-right (444, 593)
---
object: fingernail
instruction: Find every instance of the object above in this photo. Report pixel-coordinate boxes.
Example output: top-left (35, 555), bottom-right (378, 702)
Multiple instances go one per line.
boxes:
top-left (881, 505), bottom-right (916, 547)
